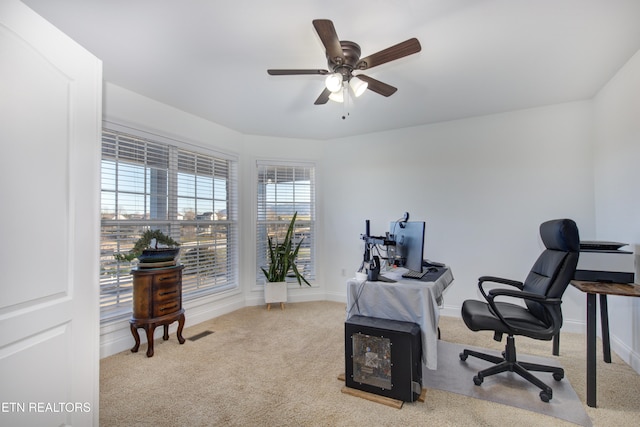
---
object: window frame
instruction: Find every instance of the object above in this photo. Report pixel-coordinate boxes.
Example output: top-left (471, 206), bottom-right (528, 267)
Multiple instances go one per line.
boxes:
top-left (100, 125), bottom-right (238, 323)
top-left (256, 160), bottom-right (316, 286)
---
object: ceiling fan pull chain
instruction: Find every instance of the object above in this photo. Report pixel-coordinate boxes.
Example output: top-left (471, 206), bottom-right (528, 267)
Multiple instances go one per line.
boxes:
top-left (342, 84), bottom-right (351, 120)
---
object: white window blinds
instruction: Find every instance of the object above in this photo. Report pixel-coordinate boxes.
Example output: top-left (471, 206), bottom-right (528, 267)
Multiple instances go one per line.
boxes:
top-left (100, 129), bottom-right (238, 321)
top-left (256, 161), bottom-right (316, 285)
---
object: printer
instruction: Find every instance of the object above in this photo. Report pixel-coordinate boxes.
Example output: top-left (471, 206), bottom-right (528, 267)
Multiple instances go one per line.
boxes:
top-left (574, 241), bottom-right (635, 283)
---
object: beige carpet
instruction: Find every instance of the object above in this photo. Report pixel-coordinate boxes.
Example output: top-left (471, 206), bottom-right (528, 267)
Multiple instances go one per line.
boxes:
top-left (100, 301), bottom-right (640, 426)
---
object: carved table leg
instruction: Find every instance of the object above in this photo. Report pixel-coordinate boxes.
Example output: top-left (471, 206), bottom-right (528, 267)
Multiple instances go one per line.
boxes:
top-left (177, 312), bottom-right (186, 344)
top-left (130, 323), bottom-right (141, 353)
top-left (163, 324), bottom-right (169, 341)
top-left (145, 325), bottom-right (156, 357)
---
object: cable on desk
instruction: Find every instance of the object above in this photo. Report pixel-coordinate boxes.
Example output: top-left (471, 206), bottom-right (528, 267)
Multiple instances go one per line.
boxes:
top-left (346, 278), bottom-right (368, 318)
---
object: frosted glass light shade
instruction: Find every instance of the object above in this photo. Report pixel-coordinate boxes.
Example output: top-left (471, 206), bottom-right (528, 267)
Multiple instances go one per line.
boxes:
top-left (328, 90), bottom-right (344, 103)
top-left (349, 76), bottom-right (368, 97)
top-left (325, 73), bottom-right (343, 92)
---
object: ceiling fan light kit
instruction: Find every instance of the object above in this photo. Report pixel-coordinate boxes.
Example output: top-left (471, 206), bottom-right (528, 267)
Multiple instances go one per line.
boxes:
top-left (328, 89), bottom-right (344, 103)
top-left (267, 19), bottom-right (421, 105)
top-left (349, 76), bottom-right (368, 97)
top-left (325, 72), bottom-right (343, 92)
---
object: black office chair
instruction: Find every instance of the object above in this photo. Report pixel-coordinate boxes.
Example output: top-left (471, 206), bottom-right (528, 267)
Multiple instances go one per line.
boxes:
top-left (459, 218), bottom-right (580, 402)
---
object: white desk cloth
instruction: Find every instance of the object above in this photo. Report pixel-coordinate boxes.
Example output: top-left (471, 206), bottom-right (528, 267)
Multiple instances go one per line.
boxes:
top-left (346, 267), bottom-right (454, 370)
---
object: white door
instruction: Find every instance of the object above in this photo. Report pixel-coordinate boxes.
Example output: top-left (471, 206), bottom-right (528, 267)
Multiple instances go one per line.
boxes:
top-left (0, 1), bottom-right (102, 425)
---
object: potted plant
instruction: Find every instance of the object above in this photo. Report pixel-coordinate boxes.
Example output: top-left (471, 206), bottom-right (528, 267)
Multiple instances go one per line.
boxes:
top-left (114, 229), bottom-right (180, 265)
top-left (261, 212), bottom-right (310, 309)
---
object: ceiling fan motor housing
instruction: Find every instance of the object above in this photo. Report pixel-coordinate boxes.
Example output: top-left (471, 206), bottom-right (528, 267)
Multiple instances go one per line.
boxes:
top-left (327, 41), bottom-right (362, 81)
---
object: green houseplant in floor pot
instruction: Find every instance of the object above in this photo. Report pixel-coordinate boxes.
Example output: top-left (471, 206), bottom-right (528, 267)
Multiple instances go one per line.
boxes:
top-left (114, 229), bottom-right (181, 267)
top-left (261, 212), bottom-right (310, 310)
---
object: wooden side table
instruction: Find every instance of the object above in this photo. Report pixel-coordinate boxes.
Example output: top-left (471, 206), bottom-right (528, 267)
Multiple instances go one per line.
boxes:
top-left (570, 280), bottom-right (640, 407)
top-left (130, 265), bottom-right (186, 357)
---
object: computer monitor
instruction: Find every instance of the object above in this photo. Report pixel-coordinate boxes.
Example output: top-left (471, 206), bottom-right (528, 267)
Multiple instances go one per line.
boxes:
top-left (389, 221), bottom-right (425, 272)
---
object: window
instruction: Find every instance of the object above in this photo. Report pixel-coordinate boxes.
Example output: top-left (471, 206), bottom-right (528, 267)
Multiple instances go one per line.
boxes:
top-left (256, 161), bottom-right (316, 285)
top-left (100, 128), bottom-right (238, 321)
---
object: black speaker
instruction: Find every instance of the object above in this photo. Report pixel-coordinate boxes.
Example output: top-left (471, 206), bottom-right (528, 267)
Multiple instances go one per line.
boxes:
top-left (345, 315), bottom-right (422, 402)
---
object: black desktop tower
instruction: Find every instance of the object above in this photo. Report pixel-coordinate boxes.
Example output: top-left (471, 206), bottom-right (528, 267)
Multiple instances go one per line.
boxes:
top-left (345, 315), bottom-right (422, 402)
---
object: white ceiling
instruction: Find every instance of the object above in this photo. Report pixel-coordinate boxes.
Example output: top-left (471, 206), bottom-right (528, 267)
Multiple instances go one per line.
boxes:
top-left (22, 0), bottom-right (640, 140)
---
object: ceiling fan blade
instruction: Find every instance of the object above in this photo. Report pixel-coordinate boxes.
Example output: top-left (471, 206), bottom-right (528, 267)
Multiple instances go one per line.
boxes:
top-left (356, 75), bottom-right (397, 97)
top-left (312, 19), bottom-right (344, 63)
top-left (314, 88), bottom-right (331, 105)
top-left (356, 38), bottom-right (421, 70)
top-left (268, 69), bottom-right (329, 76)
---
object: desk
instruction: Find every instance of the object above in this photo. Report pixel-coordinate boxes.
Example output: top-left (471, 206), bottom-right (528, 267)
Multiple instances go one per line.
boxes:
top-left (570, 280), bottom-right (640, 407)
top-left (346, 267), bottom-right (454, 370)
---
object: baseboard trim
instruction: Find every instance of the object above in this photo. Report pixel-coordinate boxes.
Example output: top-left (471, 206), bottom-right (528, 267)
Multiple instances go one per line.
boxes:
top-left (611, 334), bottom-right (640, 374)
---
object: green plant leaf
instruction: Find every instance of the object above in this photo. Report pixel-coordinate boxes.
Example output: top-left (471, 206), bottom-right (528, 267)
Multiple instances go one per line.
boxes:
top-left (261, 212), bottom-right (310, 286)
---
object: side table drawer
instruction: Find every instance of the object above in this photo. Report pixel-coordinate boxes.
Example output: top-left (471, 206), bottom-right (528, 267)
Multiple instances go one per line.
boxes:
top-left (154, 280), bottom-right (181, 302)
top-left (153, 298), bottom-right (180, 317)
top-left (153, 270), bottom-right (181, 285)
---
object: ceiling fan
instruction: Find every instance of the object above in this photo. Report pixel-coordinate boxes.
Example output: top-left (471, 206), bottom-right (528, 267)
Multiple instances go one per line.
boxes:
top-left (267, 19), bottom-right (421, 105)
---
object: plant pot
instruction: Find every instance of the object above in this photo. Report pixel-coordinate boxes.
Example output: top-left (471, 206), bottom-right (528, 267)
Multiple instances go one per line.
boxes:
top-left (137, 248), bottom-right (180, 267)
top-left (264, 281), bottom-right (287, 310)
top-left (138, 248), bottom-right (180, 262)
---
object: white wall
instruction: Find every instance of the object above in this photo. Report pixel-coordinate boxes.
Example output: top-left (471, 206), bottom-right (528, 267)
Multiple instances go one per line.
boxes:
top-left (320, 101), bottom-right (596, 332)
top-left (103, 83), bottom-right (243, 152)
top-left (593, 48), bottom-right (640, 372)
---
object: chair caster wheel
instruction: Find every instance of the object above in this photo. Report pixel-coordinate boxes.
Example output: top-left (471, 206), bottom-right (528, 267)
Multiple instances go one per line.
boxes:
top-left (539, 390), bottom-right (552, 402)
top-left (553, 372), bottom-right (564, 381)
top-left (473, 375), bottom-right (483, 386)
top-left (459, 352), bottom-right (468, 361)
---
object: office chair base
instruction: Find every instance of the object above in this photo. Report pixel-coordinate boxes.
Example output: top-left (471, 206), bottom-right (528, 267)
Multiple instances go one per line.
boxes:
top-left (459, 336), bottom-right (563, 402)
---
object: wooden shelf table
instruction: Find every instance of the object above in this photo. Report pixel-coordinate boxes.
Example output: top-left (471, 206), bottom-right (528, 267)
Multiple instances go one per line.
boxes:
top-left (570, 280), bottom-right (640, 407)
top-left (130, 265), bottom-right (185, 357)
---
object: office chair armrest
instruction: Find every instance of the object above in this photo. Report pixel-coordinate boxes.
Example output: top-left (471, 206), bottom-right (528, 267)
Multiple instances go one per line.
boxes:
top-left (479, 276), bottom-right (524, 288)
top-left (478, 276), bottom-right (524, 302)
top-left (486, 289), bottom-right (561, 336)
top-left (487, 288), bottom-right (561, 305)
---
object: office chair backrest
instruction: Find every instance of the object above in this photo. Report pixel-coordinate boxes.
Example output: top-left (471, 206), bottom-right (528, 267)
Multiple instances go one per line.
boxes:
top-left (522, 219), bottom-right (580, 325)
